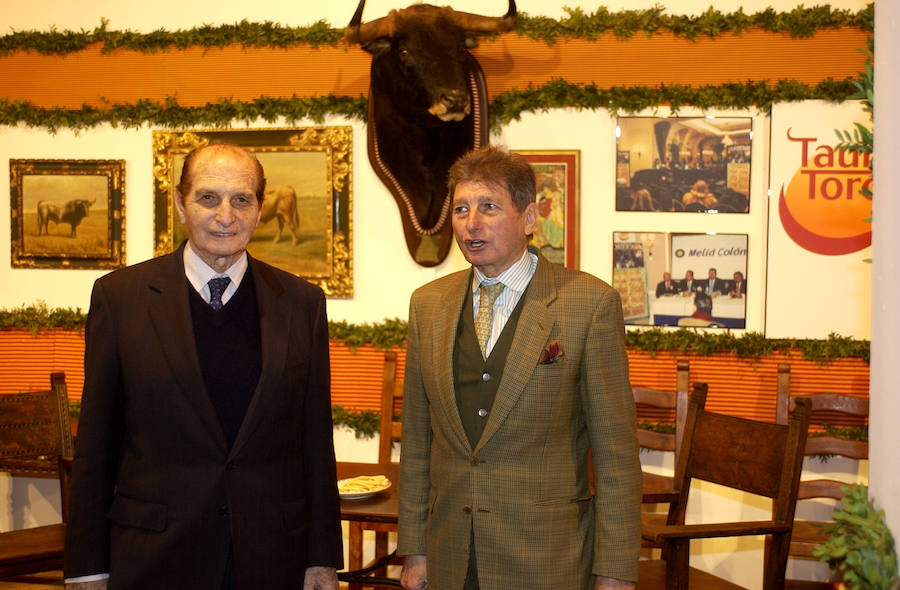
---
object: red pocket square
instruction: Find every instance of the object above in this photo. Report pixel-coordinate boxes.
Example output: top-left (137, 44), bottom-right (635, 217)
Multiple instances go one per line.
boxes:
top-left (538, 340), bottom-right (565, 365)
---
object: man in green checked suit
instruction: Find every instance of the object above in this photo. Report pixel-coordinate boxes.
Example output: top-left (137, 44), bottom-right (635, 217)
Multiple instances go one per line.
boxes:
top-left (398, 146), bottom-right (641, 590)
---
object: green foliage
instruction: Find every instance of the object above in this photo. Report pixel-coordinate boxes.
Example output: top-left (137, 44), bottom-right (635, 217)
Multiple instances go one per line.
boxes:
top-left (1, 6), bottom-right (872, 56)
top-left (1, 78), bottom-right (859, 134)
top-left (814, 484), bottom-right (899, 590)
top-left (332, 405), bottom-right (381, 439)
top-left (624, 328), bottom-right (869, 364)
top-left (0, 305), bottom-right (870, 364)
top-left (327, 318), bottom-right (408, 351)
top-left (0, 301), bottom-right (85, 335)
top-left (0, 17), bottom-right (344, 55)
top-left (636, 421), bottom-right (675, 434)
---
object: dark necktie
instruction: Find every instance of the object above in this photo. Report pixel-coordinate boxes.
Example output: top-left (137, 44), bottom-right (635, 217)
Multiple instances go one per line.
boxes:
top-left (208, 276), bottom-right (231, 311)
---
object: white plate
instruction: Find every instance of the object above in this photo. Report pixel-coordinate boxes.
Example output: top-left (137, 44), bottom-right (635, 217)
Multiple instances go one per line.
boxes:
top-left (338, 477), bottom-right (392, 500)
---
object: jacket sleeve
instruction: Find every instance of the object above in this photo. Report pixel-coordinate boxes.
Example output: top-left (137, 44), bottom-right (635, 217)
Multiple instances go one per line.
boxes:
top-left (64, 279), bottom-right (124, 578)
top-left (302, 288), bottom-right (344, 568)
top-left (397, 293), bottom-right (433, 556)
top-left (581, 287), bottom-right (642, 582)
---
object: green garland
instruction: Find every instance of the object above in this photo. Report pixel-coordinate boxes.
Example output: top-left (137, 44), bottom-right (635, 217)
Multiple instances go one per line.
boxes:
top-left (0, 78), bottom-right (859, 134)
top-left (332, 405), bottom-right (382, 439)
top-left (0, 6), bottom-right (872, 56)
top-left (0, 303), bottom-right (871, 363)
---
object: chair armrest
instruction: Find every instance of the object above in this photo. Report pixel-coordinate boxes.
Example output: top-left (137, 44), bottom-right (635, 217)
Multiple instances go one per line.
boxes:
top-left (642, 518), bottom-right (791, 544)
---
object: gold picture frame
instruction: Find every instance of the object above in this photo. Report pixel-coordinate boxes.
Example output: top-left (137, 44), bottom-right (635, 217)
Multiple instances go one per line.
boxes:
top-left (152, 127), bottom-right (353, 297)
top-left (10, 159), bottom-right (126, 269)
top-left (513, 150), bottom-right (580, 269)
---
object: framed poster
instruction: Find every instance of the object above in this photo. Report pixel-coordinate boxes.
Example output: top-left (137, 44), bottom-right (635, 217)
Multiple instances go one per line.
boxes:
top-left (615, 116), bottom-right (752, 213)
top-left (152, 127), bottom-right (353, 297)
top-left (10, 159), bottom-right (126, 269)
top-left (513, 150), bottom-right (580, 269)
top-left (613, 232), bottom-right (748, 329)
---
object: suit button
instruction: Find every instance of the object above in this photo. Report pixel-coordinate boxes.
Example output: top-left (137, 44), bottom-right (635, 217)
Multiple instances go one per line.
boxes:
top-left (218, 505), bottom-right (229, 516)
top-left (481, 372), bottom-right (491, 382)
top-left (226, 461), bottom-right (236, 471)
top-left (471, 457), bottom-right (479, 466)
top-left (477, 408), bottom-right (488, 418)
top-left (463, 505), bottom-right (472, 514)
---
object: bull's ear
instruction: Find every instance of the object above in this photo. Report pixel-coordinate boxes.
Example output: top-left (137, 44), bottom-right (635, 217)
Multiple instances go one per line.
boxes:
top-left (465, 36), bottom-right (479, 49)
top-left (362, 37), bottom-right (391, 54)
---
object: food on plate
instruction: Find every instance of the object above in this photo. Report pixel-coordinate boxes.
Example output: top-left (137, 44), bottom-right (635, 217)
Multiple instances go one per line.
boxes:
top-left (338, 474), bottom-right (391, 494)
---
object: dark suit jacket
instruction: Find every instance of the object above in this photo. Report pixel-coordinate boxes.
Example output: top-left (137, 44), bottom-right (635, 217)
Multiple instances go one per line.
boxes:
top-left (64, 246), bottom-right (342, 590)
top-left (655, 280), bottom-right (679, 297)
top-left (699, 278), bottom-right (727, 295)
top-left (398, 250), bottom-right (642, 589)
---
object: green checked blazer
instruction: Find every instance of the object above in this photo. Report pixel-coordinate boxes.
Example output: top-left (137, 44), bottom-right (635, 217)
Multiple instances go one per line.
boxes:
top-left (398, 249), bottom-right (642, 589)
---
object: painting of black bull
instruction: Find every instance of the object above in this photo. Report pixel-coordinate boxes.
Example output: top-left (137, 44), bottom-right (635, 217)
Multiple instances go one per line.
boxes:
top-left (344, 0), bottom-right (516, 265)
top-left (37, 199), bottom-right (95, 237)
top-left (258, 185), bottom-right (300, 245)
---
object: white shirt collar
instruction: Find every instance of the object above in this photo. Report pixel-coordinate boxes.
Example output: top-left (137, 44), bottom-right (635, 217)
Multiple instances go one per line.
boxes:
top-left (472, 248), bottom-right (536, 295)
top-left (182, 242), bottom-right (249, 305)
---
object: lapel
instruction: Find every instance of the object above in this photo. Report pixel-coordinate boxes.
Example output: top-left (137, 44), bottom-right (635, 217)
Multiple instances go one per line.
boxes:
top-left (474, 252), bottom-right (556, 452)
top-left (230, 257), bottom-right (289, 457)
top-left (146, 246), bottom-right (227, 452)
top-left (431, 269), bottom-right (474, 452)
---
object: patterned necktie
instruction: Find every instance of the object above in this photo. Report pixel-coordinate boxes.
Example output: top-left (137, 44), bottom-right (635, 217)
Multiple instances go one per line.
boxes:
top-left (207, 276), bottom-right (231, 311)
top-left (475, 282), bottom-right (505, 358)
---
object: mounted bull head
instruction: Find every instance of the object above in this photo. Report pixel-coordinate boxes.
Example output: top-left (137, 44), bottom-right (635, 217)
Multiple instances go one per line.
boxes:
top-left (345, 0), bottom-right (516, 266)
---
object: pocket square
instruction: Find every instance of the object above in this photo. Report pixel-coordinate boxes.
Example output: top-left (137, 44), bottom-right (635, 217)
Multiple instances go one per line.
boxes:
top-left (538, 340), bottom-right (565, 365)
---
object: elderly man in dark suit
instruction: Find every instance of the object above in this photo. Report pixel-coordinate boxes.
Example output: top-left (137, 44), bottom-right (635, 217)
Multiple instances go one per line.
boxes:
top-left (399, 146), bottom-right (641, 590)
top-left (64, 144), bottom-right (342, 590)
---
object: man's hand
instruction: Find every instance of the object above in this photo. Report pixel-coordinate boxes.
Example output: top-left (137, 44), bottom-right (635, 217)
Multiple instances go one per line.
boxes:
top-left (594, 575), bottom-right (635, 589)
top-left (66, 581), bottom-right (108, 590)
top-left (303, 566), bottom-right (338, 590)
top-left (400, 554), bottom-right (428, 590)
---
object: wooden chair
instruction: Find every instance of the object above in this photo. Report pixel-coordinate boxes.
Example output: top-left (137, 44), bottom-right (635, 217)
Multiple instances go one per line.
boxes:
top-left (638, 383), bottom-right (812, 590)
top-left (775, 363), bottom-right (869, 590)
top-left (340, 351), bottom-right (403, 589)
top-left (0, 372), bottom-right (74, 582)
top-left (634, 360), bottom-right (690, 504)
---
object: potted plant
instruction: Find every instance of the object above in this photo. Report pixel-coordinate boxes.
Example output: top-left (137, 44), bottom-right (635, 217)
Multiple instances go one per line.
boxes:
top-left (814, 484), bottom-right (899, 590)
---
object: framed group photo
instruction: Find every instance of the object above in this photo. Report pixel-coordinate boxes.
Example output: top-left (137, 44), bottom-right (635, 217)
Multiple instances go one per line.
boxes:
top-left (10, 159), bottom-right (126, 269)
top-left (513, 150), bottom-right (580, 269)
top-left (612, 231), bottom-right (748, 329)
top-left (615, 116), bottom-right (752, 213)
top-left (152, 127), bottom-right (353, 297)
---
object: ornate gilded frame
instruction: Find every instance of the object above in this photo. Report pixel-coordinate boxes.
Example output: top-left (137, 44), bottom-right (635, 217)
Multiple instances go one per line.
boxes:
top-left (10, 159), bottom-right (126, 269)
top-left (152, 127), bottom-right (353, 297)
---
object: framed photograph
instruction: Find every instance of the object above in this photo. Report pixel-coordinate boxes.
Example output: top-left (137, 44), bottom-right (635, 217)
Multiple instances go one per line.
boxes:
top-left (153, 127), bottom-right (353, 297)
top-left (10, 159), bottom-right (126, 269)
top-left (613, 232), bottom-right (748, 329)
top-left (615, 116), bottom-right (752, 213)
top-left (513, 150), bottom-right (580, 268)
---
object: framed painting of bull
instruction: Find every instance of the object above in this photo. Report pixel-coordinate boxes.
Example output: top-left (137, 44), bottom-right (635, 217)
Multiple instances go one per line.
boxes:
top-left (513, 150), bottom-right (580, 269)
top-left (152, 127), bottom-right (353, 297)
top-left (10, 159), bottom-right (126, 269)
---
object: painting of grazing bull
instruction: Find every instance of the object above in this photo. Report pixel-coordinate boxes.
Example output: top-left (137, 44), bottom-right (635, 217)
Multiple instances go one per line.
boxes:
top-left (258, 185), bottom-right (301, 245)
top-left (37, 199), bottom-right (95, 237)
top-left (345, 0), bottom-right (516, 266)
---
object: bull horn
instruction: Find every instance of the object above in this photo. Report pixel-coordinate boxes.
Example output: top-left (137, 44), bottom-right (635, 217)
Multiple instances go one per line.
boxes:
top-left (456, 0), bottom-right (517, 34)
top-left (343, 0), bottom-right (394, 46)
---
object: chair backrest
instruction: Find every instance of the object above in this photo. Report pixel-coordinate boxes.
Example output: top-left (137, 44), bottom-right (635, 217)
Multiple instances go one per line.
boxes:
top-left (775, 362), bottom-right (869, 501)
top-left (0, 372), bottom-right (74, 518)
top-left (633, 360), bottom-right (690, 464)
top-left (669, 382), bottom-right (811, 530)
top-left (377, 351), bottom-right (403, 465)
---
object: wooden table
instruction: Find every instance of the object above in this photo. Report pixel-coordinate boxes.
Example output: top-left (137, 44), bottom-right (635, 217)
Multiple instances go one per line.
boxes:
top-left (337, 462), bottom-right (400, 589)
top-left (641, 471), bottom-right (679, 504)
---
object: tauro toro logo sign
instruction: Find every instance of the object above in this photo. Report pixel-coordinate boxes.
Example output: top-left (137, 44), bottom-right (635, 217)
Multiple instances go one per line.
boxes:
top-left (779, 129), bottom-right (872, 255)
